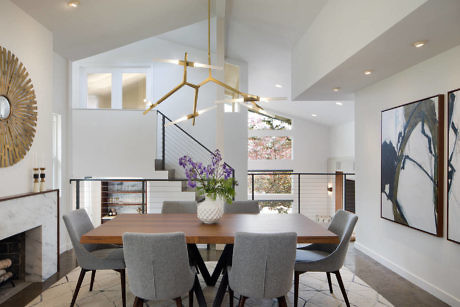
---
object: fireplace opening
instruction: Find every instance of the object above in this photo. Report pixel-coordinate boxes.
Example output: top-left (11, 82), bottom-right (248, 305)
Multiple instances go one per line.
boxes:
top-left (0, 232), bottom-right (25, 281)
top-left (0, 232), bottom-right (30, 304)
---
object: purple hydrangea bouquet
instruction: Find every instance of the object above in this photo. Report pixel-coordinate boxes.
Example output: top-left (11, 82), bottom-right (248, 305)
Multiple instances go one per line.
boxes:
top-left (179, 149), bottom-right (235, 204)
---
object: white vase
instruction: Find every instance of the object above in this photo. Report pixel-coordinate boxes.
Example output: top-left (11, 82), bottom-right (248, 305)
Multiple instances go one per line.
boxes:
top-left (197, 197), bottom-right (224, 224)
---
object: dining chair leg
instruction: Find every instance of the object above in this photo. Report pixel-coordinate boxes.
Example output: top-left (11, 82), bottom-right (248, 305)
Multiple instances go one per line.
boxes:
top-left (133, 297), bottom-right (144, 307)
top-left (175, 297), bottom-right (183, 307)
top-left (326, 272), bottom-right (333, 293)
top-left (277, 296), bottom-right (288, 307)
top-left (237, 295), bottom-right (247, 307)
top-left (334, 270), bottom-right (350, 307)
top-left (294, 271), bottom-right (301, 307)
top-left (189, 289), bottom-right (194, 307)
top-left (70, 268), bottom-right (87, 307)
top-left (116, 269), bottom-right (127, 307)
top-left (228, 286), bottom-right (234, 307)
top-left (89, 270), bottom-right (96, 291)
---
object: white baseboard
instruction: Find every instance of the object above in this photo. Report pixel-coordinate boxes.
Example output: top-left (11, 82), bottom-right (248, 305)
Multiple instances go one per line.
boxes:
top-left (354, 242), bottom-right (460, 307)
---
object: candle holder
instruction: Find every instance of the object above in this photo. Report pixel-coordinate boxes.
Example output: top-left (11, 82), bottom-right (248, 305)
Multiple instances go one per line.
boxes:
top-left (33, 168), bottom-right (40, 193)
top-left (39, 167), bottom-right (46, 192)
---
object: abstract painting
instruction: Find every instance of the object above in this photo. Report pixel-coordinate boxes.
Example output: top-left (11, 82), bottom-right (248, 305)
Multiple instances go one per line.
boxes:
top-left (448, 89), bottom-right (460, 244)
top-left (381, 95), bottom-right (444, 236)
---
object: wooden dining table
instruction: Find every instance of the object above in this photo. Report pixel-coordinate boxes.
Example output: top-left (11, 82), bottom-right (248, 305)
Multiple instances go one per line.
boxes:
top-left (81, 213), bottom-right (339, 307)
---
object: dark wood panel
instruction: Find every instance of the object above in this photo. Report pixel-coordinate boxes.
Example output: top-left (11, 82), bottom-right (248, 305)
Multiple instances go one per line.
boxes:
top-left (345, 179), bottom-right (355, 213)
top-left (81, 214), bottom-right (339, 245)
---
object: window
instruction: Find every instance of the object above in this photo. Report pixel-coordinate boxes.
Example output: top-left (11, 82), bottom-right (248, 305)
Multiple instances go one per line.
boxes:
top-left (248, 136), bottom-right (292, 160)
top-left (87, 73), bottom-right (112, 109)
top-left (258, 200), bottom-right (293, 214)
top-left (248, 111), bottom-right (291, 130)
top-left (224, 63), bottom-right (240, 113)
top-left (80, 68), bottom-right (150, 110)
top-left (248, 173), bottom-right (293, 194)
top-left (122, 73), bottom-right (147, 109)
top-left (51, 113), bottom-right (62, 191)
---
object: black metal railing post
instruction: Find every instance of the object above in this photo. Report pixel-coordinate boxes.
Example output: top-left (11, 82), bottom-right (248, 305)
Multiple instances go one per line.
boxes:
top-left (142, 180), bottom-right (146, 214)
top-left (251, 174), bottom-right (255, 200)
top-left (297, 174), bottom-right (301, 214)
top-left (76, 180), bottom-right (80, 210)
top-left (161, 113), bottom-right (166, 171)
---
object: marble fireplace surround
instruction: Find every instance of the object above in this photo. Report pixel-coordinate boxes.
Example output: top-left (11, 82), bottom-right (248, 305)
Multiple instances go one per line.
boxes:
top-left (0, 190), bottom-right (59, 282)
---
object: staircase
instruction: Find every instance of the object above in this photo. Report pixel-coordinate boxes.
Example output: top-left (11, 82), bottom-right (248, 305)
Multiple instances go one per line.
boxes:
top-left (147, 110), bottom-right (237, 213)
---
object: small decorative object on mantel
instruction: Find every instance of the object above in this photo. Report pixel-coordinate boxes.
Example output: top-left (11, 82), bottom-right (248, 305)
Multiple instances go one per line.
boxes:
top-left (179, 149), bottom-right (236, 224)
top-left (0, 46), bottom-right (38, 168)
top-left (39, 167), bottom-right (46, 192)
top-left (33, 168), bottom-right (40, 193)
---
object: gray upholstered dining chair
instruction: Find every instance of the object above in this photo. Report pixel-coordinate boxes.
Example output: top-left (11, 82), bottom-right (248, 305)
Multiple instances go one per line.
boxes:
top-left (123, 232), bottom-right (202, 307)
top-left (63, 209), bottom-right (126, 307)
top-left (294, 210), bottom-right (358, 307)
top-left (161, 201), bottom-right (197, 213)
top-left (224, 200), bottom-right (260, 214)
top-left (226, 232), bottom-right (297, 307)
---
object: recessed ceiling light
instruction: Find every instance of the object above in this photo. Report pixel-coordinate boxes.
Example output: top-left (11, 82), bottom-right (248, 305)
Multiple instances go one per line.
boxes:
top-left (336, 102), bottom-right (343, 106)
top-left (275, 84), bottom-right (283, 88)
top-left (311, 114), bottom-right (318, 117)
top-left (364, 70), bottom-right (373, 75)
top-left (413, 41), bottom-right (427, 48)
top-left (333, 87), bottom-right (340, 92)
top-left (67, 1), bottom-right (80, 8)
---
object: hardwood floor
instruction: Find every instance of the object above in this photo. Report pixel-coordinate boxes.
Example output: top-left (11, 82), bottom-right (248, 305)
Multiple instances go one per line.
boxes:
top-left (0, 243), bottom-right (447, 307)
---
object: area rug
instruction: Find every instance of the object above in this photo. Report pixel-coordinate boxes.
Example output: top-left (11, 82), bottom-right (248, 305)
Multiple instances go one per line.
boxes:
top-left (26, 262), bottom-right (392, 307)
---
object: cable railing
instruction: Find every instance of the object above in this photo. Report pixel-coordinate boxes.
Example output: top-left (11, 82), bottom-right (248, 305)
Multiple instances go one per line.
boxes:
top-left (247, 170), bottom-right (355, 221)
top-left (157, 110), bottom-right (235, 181)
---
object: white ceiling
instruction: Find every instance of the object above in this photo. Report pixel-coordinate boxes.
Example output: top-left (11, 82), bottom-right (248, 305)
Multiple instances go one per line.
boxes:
top-left (295, 0), bottom-right (460, 100)
top-left (11, 0), bottom-right (209, 60)
top-left (260, 101), bottom-right (354, 127)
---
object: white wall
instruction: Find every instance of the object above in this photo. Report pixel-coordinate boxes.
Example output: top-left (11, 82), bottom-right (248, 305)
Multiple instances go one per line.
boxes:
top-left (355, 44), bottom-right (460, 306)
top-left (329, 121), bottom-right (354, 159)
top-left (0, 1), bottom-right (53, 196)
top-left (53, 52), bottom-right (72, 251)
top-left (72, 109), bottom-right (156, 178)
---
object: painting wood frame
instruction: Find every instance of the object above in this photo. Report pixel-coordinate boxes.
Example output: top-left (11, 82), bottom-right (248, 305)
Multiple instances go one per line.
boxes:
top-left (380, 94), bottom-right (444, 237)
top-left (448, 88), bottom-right (460, 244)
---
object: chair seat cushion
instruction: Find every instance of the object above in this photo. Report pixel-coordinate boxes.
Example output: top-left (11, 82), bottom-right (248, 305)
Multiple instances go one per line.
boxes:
top-left (295, 249), bottom-right (331, 272)
top-left (85, 247), bottom-right (125, 270)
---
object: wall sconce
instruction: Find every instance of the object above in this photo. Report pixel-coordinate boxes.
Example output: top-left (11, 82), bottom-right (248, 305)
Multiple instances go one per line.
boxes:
top-left (327, 184), bottom-right (333, 194)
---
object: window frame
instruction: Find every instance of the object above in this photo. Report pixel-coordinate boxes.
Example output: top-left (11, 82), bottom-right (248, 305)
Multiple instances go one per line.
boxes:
top-left (78, 66), bottom-right (153, 110)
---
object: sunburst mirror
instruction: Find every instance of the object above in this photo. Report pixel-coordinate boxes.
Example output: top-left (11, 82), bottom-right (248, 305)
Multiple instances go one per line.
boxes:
top-left (0, 46), bottom-right (37, 167)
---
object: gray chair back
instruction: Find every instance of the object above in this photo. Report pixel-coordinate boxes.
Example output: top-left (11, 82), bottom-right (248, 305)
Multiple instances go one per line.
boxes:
top-left (161, 201), bottom-right (197, 214)
top-left (63, 209), bottom-right (105, 268)
top-left (308, 210), bottom-right (358, 271)
top-left (224, 200), bottom-right (260, 214)
top-left (122, 232), bottom-right (195, 301)
top-left (229, 232), bottom-right (297, 299)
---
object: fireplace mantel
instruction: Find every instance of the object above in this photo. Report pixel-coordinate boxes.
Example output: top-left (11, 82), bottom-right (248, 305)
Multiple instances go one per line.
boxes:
top-left (0, 190), bottom-right (59, 281)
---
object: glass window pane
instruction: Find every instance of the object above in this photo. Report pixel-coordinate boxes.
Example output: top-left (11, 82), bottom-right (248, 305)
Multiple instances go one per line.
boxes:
top-left (259, 200), bottom-right (293, 214)
top-left (122, 73), bottom-right (146, 109)
top-left (248, 111), bottom-right (291, 130)
top-left (248, 174), bottom-right (293, 194)
top-left (248, 136), bottom-right (292, 160)
top-left (87, 73), bottom-right (112, 109)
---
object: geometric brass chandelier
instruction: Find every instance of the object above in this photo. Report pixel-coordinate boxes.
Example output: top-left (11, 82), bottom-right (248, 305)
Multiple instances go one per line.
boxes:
top-left (143, 0), bottom-right (288, 126)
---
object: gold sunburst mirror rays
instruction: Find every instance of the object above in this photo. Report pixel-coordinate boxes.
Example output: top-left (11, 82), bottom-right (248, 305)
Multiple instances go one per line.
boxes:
top-left (0, 46), bottom-right (37, 168)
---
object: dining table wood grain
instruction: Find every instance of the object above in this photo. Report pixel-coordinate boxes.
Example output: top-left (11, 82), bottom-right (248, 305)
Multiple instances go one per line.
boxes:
top-left (80, 213), bottom-right (339, 245)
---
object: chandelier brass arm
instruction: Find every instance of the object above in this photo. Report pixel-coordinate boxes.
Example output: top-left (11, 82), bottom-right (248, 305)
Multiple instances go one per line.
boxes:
top-left (143, 0), bottom-right (287, 126)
